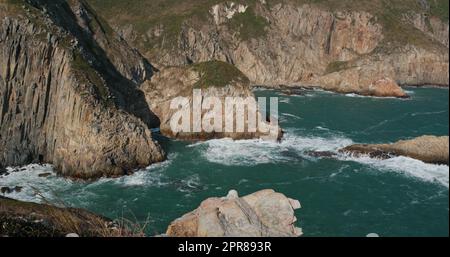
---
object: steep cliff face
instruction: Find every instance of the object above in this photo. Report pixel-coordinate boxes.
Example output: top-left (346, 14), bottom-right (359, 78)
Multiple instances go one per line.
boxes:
top-left (0, 0), bottom-right (164, 179)
top-left (89, 0), bottom-right (449, 97)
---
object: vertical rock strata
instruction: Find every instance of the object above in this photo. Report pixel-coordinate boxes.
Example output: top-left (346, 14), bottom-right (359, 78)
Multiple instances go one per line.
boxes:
top-left (0, 0), bottom-right (164, 179)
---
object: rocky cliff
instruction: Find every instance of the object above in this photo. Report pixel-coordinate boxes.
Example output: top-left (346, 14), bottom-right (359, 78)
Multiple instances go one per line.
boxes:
top-left (0, 0), bottom-right (164, 179)
top-left (89, 0), bottom-right (449, 97)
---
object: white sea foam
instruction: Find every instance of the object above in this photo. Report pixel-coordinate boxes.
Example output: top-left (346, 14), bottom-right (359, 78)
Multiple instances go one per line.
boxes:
top-left (410, 110), bottom-right (447, 117)
top-left (190, 129), bottom-right (353, 166)
top-left (189, 127), bottom-right (449, 187)
top-left (344, 93), bottom-right (401, 100)
top-left (97, 153), bottom-right (176, 187)
top-left (0, 155), bottom-right (176, 203)
top-left (282, 113), bottom-right (302, 120)
top-left (0, 164), bottom-right (71, 203)
top-left (340, 154), bottom-right (449, 187)
top-left (279, 98), bottom-right (291, 104)
top-left (315, 126), bottom-right (330, 131)
top-left (175, 174), bottom-right (204, 195)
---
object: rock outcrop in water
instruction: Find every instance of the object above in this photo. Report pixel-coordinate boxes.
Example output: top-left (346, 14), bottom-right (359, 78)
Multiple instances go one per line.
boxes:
top-left (142, 61), bottom-right (281, 141)
top-left (341, 135), bottom-right (449, 165)
top-left (0, 0), bottom-right (165, 178)
top-left (89, 0), bottom-right (449, 97)
top-left (166, 189), bottom-right (302, 237)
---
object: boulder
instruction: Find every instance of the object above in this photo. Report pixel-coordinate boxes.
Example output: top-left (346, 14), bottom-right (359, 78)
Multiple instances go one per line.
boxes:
top-left (367, 78), bottom-right (409, 98)
top-left (166, 189), bottom-right (302, 237)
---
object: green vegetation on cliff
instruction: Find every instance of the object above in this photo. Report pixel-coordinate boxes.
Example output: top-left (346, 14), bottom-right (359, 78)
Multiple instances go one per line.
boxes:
top-left (228, 7), bottom-right (269, 41)
top-left (192, 61), bottom-right (250, 88)
top-left (87, 0), bottom-right (449, 53)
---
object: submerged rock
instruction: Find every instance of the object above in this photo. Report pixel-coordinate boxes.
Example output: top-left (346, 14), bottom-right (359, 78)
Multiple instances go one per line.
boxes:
top-left (38, 173), bottom-right (53, 178)
top-left (305, 150), bottom-right (337, 159)
top-left (166, 189), bottom-right (302, 237)
top-left (340, 135), bottom-right (449, 165)
top-left (0, 165), bottom-right (7, 176)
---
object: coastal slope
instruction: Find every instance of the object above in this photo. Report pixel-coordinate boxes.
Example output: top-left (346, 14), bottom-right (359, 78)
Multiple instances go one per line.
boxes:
top-left (88, 0), bottom-right (449, 97)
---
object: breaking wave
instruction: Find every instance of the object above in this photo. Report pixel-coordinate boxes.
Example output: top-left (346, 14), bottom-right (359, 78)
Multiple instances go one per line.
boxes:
top-left (340, 154), bottom-right (449, 187)
top-left (189, 128), bottom-right (449, 187)
top-left (189, 129), bottom-right (353, 166)
top-left (0, 164), bottom-right (72, 203)
top-left (0, 155), bottom-right (177, 203)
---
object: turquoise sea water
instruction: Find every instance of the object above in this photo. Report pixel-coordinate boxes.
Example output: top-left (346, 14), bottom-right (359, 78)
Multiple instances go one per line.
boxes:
top-left (1, 87), bottom-right (448, 237)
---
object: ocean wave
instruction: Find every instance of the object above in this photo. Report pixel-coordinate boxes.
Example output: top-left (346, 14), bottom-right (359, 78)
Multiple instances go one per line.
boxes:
top-left (279, 98), bottom-right (291, 104)
top-left (0, 155), bottom-right (177, 203)
top-left (339, 154), bottom-right (449, 188)
top-left (188, 128), bottom-right (449, 187)
top-left (410, 110), bottom-right (447, 117)
top-left (282, 113), bottom-right (302, 120)
top-left (315, 126), bottom-right (330, 131)
top-left (175, 174), bottom-right (206, 196)
top-left (0, 164), bottom-right (72, 203)
top-left (344, 93), bottom-right (406, 100)
top-left (97, 153), bottom-right (177, 187)
top-left (189, 130), bottom-right (353, 166)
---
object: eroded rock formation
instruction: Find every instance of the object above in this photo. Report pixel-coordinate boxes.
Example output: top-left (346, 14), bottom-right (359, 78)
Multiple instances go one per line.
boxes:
top-left (166, 189), bottom-right (302, 237)
top-left (341, 135), bottom-right (449, 165)
top-left (141, 61), bottom-right (281, 141)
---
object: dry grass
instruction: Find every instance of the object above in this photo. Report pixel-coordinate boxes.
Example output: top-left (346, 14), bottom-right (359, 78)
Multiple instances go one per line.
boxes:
top-left (0, 187), bottom-right (150, 237)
